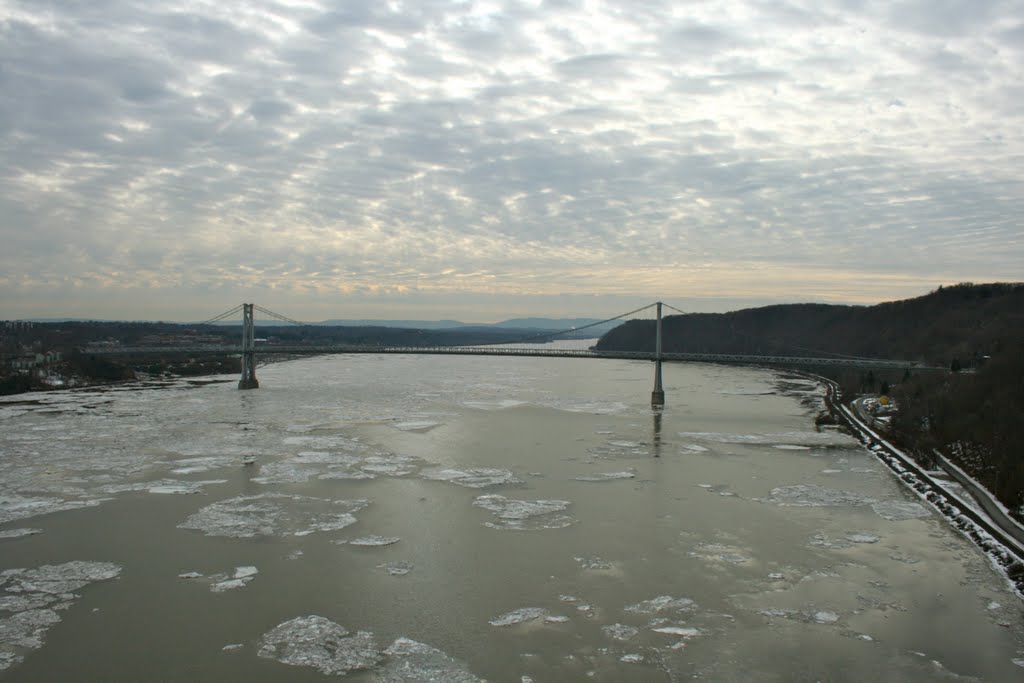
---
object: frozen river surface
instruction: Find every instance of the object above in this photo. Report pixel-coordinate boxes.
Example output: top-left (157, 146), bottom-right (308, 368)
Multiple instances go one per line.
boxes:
top-left (1, 354), bottom-right (1023, 681)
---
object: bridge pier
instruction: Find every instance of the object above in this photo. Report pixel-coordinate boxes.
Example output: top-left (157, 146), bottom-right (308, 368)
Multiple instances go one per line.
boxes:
top-left (238, 303), bottom-right (259, 390)
top-left (651, 301), bottom-right (665, 407)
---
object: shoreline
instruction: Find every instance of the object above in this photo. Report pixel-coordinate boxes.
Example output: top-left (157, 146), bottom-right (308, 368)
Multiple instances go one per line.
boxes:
top-left (819, 374), bottom-right (1024, 598)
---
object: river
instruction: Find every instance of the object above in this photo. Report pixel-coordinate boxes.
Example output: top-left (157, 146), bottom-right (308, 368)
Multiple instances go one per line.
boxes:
top-left (1, 353), bottom-right (1022, 681)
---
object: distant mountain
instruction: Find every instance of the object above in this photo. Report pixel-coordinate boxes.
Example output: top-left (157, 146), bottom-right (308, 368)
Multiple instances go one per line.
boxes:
top-left (318, 319), bottom-right (468, 329)
top-left (493, 317), bottom-right (618, 335)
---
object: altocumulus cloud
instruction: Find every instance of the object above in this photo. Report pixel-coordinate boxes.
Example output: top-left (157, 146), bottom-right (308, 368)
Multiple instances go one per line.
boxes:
top-left (0, 0), bottom-right (1022, 320)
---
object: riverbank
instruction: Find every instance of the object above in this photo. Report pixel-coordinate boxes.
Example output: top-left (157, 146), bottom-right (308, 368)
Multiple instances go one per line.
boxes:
top-left (821, 376), bottom-right (1024, 597)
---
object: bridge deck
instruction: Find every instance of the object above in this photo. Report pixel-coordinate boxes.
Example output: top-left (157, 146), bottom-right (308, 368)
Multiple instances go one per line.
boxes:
top-left (83, 344), bottom-right (930, 370)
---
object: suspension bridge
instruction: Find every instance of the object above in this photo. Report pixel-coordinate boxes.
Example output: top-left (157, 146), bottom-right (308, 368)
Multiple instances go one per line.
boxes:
top-left (84, 302), bottom-right (932, 406)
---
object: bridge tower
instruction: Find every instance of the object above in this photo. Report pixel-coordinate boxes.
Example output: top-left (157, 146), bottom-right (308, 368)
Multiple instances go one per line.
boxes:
top-left (238, 303), bottom-right (259, 390)
top-left (651, 301), bottom-right (665, 407)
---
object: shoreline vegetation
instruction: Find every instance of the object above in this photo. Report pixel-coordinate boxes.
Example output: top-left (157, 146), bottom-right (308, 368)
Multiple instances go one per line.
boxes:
top-left (3, 283), bottom-right (1022, 524)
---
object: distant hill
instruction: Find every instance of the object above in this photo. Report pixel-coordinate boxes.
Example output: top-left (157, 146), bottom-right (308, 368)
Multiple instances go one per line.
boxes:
top-left (596, 283), bottom-right (1024, 367)
top-left (319, 319), bottom-right (467, 329)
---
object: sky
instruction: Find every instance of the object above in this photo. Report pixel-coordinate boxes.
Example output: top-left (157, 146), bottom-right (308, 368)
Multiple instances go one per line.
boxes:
top-left (1, 0), bottom-right (1022, 323)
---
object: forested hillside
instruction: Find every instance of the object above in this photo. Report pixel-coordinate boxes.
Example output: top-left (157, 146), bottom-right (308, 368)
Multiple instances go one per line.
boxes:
top-left (597, 283), bottom-right (1024, 518)
top-left (597, 283), bottom-right (1024, 368)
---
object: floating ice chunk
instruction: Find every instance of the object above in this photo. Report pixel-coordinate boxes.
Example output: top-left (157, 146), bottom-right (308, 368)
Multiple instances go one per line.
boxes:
top-left (392, 421), bottom-right (442, 432)
top-left (179, 493), bottom-right (368, 538)
top-left (378, 562), bottom-right (412, 576)
top-left (559, 595), bottom-right (578, 602)
top-left (679, 431), bottom-right (856, 447)
top-left (575, 557), bottom-right (613, 570)
top-left (379, 638), bottom-right (484, 682)
top-left (489, 608), bottom-right (548, 626)
top-left (682, 444), bottom-right (710, 452)
top-left (348, 536), bottom-right (400, 547)
top-left (543, 400), bottom-right (627, 415)
top-left (210, 566), bottom-right (258, 592)
top-left (1013, 658), bottom-right (1024, 668)
top-left (774, 445), bottom-right (812, 450)
top-left (1, 561), bottom-right (121, 595)
top-left (602, 623), bottom-right (639, 641)
top-left (0, 529), bottom-right (41, 539)
top-left (821, 469), bottom-right (843, 474)
top-left (846, 533), bottom-right (880, 544)
top-left (0, 494), bottom-right (102, 525)
top-left (258, 615), bottom-right (380, 676)
top-left (620, 653), bottom-right (644, 663)
top-left (574, 471), bottom-right (635, 482)
top-left (0, 561), bottom-right (121, 671)
top-left (147, 483), bottom-right (203, 495)
top-left (813, 611), bottom-right (839, 623)
top-left (760, 485), bottom-right (876, 507)
top-left (472, 495), bottom-right (573, 531)
top-left (871, 501), bottom-right (930, 521)
top-left (178, 571), bottom-right (203, 579)
top-left (651, 625), bottom-right (701, 637)
top-left (421, 467), bottom-right (523, 488)
top-left (463, 399), bottom-right (527, 411)
top-left (625, 596), bottom-right (694, 614)
top-left (222, 643), bottom-right (243, 652)
top-left (169, 456), bottom-right (238, 474)
top-left (544, 615), bottom-right (570, 624)
top-left (361, 454), bottom-right (421, 476)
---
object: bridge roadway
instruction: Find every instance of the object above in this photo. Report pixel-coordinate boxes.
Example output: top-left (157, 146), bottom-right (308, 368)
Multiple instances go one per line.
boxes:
top-left (84, 343), bottom-right (927, 370)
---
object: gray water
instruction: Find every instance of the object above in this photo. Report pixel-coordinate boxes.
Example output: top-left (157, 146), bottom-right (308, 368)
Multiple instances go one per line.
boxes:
top-left (1, 354), bottom-right (1022, 681)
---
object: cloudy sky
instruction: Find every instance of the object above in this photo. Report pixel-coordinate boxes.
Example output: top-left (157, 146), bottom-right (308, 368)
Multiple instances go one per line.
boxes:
top-left (1, 0), bottom-right (1022, 322)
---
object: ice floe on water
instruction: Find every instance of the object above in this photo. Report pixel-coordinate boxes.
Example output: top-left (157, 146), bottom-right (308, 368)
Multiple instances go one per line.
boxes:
top-left (0, 528), bottom-right (41, 539)
top-left (871, 500), bottom-right (931, 521)
top-left (179, 493), bottom-right (368, 538)
top-left (257, 616), bottom-right (482, 681)
top-left (258, 615), bottom-right (380, 675)
top-left (472, 495), bottom-right (574, 530)
top-left (0, 494), bottom-right (103, 525)
top-left (602, 623), bottom-right (639, 641)
top-left (252, 450), bottom-right (421, 484)
top-left (421, 467), bottom-right (522, 488)
top-left (846, 532), bottom-right (881, 544)
top-left (758, 485), bottom-right (876, 507)
top-left (463, 399), bottom-right (527, 411)
top-left (212, 566), bottom-right (258, 592)
top-left (0, 561), bottom-right (121, 671)
top-left (651, 625), bottom-right (701, 637)
top-left (167, 455), bottom-right (239, 474)
top-left (391, 420), bottom-right (442, 432)
top-left (541, 399), bottom-right (628, 415)
top-left (678, 431), bottom-right (857, 448)
top-left (625, 596), bottom-right (695, 615)
top-left (574, 470), bottom-right (636, 482)
top-left (575, 556), bottom-right (613, 571)
top-left (489, 607), bottom-right (549, 626)
top-left (178, 566), bottom-right (259, 592)
top-left (378, 561), bottom-right (412, 576)
top-left (345, 535), bottom-right (400, 547)
top-left (379, 637), bottom-right (483, 682)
